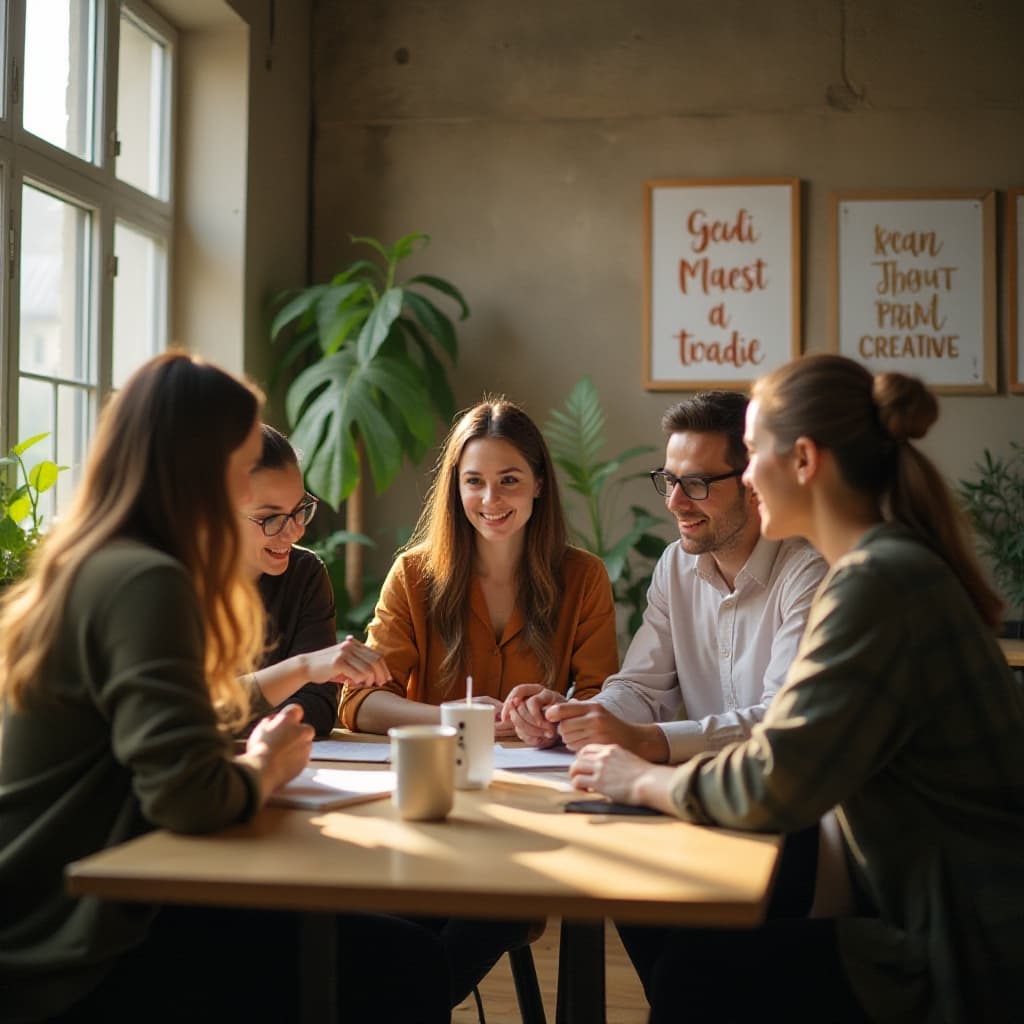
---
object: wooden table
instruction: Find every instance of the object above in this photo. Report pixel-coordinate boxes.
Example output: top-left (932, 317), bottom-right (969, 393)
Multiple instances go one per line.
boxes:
top-left (1000, 637), bottom-right (1024, 668)
top-left (67, 766), bottom-right (780, 1023)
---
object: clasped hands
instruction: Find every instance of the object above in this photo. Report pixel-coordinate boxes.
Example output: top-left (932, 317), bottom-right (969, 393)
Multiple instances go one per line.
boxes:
top-left (499, 684), bottom-right (669, 762)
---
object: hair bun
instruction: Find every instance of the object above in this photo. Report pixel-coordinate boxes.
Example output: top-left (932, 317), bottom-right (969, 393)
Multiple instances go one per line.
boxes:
top-left (872, 372), bottom-right (937, 442)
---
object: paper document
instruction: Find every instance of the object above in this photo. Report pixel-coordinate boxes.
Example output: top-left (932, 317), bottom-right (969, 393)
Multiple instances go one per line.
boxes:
top-left (311, 739), bottom-right (392, 763)
top-left (492, 744), bottom-right (576, 771)
top-left (269, 768), bottom-right (395, 810)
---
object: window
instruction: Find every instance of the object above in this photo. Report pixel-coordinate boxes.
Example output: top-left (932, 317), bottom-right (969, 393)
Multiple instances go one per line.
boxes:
top-left (1, 0), bottom-right (176, 521)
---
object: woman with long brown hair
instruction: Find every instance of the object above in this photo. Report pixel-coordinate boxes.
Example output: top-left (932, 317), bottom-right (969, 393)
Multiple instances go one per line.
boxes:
top-left (0, 353), bottom-right (449, 1023)
top-left (339, 396), bottom-right (618, 735)
top-left (570, 354), bottom-right (1024, 1022)
top-left (340, 396), bottom-right (620, 1008)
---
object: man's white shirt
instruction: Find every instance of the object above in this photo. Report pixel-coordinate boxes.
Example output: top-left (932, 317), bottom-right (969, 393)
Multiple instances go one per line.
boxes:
top-left (593, 535), bottom-right (826, 763)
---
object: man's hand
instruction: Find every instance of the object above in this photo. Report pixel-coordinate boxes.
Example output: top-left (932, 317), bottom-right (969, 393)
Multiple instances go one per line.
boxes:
top-left (501, 684), bottom-right (567, 747)
top-left (569, 743), bottom-right (678, 811)
top-left (545, 702), bottom-right (670, 762)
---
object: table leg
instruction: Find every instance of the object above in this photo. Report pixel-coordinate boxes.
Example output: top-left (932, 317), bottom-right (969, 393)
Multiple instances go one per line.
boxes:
top-left (299, 912), bottom-right (337, 1024)
top-left (555, 919), bottom-right (606, 1024)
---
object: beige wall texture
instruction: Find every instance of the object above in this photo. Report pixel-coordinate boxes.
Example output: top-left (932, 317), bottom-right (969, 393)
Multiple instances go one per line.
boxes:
top-left (309, 0), bottom-right (1024, 580)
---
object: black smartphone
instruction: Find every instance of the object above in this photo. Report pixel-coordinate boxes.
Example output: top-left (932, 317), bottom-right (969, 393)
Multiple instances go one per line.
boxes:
top-left (563, 799), bottom-right (665, 817)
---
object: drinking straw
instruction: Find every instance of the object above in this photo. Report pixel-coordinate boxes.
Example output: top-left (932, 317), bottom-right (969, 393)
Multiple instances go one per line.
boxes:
top-left (466, 675), bottom-right (473, 705)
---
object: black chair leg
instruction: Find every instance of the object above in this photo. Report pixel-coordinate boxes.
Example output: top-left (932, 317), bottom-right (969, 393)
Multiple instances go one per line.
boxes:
top-left (509, 943), bottom-right (547, 1024)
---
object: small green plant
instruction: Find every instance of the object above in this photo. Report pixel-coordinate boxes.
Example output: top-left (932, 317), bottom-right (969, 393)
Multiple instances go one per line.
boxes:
top-left (958, 442), bottom-right (1024, 630)
top-left (0, 433), bottom-right (67, 584)
top-left (543, 377), bottom-right (670, 639)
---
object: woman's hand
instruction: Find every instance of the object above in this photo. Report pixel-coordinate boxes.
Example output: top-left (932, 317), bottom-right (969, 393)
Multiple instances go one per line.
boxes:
top-left (473, 695), bottom-right (518, 739)
top-left (500, 684), bottom-right (566, 747)
top-left (241, 704), bottom-right (314, 801)
top-left (569, 743), bottom-right (678, 812)
top-left (301, 636), bottom-right (392, 688)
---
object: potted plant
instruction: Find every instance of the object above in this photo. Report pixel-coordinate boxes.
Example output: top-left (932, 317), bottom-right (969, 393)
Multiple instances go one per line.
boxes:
top-left (958, 442), bottom-right (1024, 638)
top-left (543, 377), bottom-right (670, 642)
top-left (270, 232), bottom-right (469, 607)
top-left (1, 433), bottom-right (67, 585)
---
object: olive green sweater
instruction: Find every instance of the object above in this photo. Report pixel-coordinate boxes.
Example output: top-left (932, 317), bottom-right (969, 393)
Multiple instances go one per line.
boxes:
top-left (0, 541), bottom-right (260, 1022)
top-left (669, 525), bottom-right (1024, 1022)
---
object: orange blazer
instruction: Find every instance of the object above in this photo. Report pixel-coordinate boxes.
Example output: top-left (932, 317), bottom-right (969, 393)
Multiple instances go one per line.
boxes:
top-left (339, 546), bottom-right (619, 731)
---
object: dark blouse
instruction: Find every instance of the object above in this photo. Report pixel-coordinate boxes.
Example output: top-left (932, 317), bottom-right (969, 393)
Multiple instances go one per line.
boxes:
top-left (257, 545), bottom-right (340, 738)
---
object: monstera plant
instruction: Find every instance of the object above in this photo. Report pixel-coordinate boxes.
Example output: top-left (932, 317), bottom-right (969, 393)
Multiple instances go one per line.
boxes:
top-left (270, 233), bottom-right (469, 604)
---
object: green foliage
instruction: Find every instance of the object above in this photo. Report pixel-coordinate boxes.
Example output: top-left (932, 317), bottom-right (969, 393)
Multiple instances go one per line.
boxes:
top-left (270, 232), bottom-right (469, 509)
top-left (0, 433), bottom-right (68, 583)
top-left (543, 378), bottom-right (670, 638)
top-left (958, 442), bottom-right (1024, 621)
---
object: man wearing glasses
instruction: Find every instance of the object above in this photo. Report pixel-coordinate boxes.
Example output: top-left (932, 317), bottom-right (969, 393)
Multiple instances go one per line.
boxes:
top-left (504, 390), bottom-right (826, 765)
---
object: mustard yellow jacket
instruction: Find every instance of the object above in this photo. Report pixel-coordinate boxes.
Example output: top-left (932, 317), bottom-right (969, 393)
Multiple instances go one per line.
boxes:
top-left (340, 546), bottom-right (619, 730)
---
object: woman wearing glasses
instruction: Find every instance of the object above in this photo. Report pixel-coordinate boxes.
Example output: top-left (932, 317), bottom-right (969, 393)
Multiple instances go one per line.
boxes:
top-left (240, 425), bottom-right (389, 738)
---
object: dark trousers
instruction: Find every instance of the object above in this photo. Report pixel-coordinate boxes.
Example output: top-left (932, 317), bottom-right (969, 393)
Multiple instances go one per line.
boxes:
top-left (414, 915), bottom-right (538, 1007)
top-left (619, 825), bottom-right (868, 1023)
top-left (52, 904), bottom-right (451, 1024)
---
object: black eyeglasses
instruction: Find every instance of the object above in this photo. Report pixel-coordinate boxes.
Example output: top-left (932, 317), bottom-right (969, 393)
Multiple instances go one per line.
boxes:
top-left (649, 469), bottom-right (744, 500)
top-left (246, 496), bottom-right (319, 537)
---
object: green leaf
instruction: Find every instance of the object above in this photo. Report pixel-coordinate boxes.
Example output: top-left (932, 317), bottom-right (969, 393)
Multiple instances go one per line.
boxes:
top-left (332, 259), bottom-right (384, 286)
top-left (8, 495), bottom-right (31, 523)
top-left (0, 516), bottom-right (27, 553)
top-left (387, 232), bottom-right (430, 265)
top-left (403, 291), bottom-right (457, 362)
top-left (349, 234), bottom-right (390, 262)
top-left (270, 286), bottom-right (328, 341)
top-left (356, 287), bottom-right (404, 363)
top-left (28, 461), bottom-right (60, 493)
top-left (407, 275), bottom-right (471, 321)
top-left (12, 432), bottom-right (50, 457)
top-left (317, 282), bottom-right (370, 352)
top-left (397, 318), bottom-right (457, 421)
top-left (285, 348), bottom-right (438, 508)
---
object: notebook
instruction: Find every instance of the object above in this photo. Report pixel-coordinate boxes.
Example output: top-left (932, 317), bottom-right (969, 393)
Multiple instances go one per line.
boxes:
top-left (268, 767), bottom-right (395, 810)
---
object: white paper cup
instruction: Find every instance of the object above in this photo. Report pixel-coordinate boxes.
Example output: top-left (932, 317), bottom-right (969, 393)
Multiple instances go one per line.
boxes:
top-left (440, 700), bottom-right (495, 790)
top-left (387, 724), bottom-right (456, 821)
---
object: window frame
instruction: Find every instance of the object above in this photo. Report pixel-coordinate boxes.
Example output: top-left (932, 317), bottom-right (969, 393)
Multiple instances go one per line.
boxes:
top-left (0, 0), bottom-right (176, 486)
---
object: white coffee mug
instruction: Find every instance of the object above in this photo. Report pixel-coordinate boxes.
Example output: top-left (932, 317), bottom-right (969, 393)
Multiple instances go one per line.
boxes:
top-left (387, 724), bottom-right (456, 820)
top-left (440, 699), bottom-right (495, 790)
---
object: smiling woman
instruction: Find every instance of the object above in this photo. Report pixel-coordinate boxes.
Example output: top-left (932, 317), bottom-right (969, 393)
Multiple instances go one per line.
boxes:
top-left (239, 425), bottom-right (391, 738)
top-left (339, 397), bottom-right (619, 736)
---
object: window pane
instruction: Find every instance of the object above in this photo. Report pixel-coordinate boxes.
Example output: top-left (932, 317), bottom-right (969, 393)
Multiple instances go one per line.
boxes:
top-left (16, 376), bottom-right (56, 526)
top-left (117, 12), bottom-right (169, 198)
top-left (55, 383), bottom-right (91, 511)
top-left (113, 221), bottom-right (167, 387)
top-left (20, 184), bottom-right (95, 384)
top-left (14, 378), bottom-right (90, 526)
top-left (23, 0), bottom-right (97, 161)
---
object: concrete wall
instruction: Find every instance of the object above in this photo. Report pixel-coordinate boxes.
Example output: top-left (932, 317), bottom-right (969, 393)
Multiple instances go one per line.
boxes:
top-left (310, 0), bottom-right (1024, 578)
top-left (173, 20), bottom-right (248, 370)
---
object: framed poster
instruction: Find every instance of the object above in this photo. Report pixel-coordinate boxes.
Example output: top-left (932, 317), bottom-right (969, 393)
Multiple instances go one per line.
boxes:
top-left (1009, 189), bottom-right (1024, 393)
top-left (830, 190), bottom-right (996, 394)
top-left (643, 177), bottom-right (801, 391)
